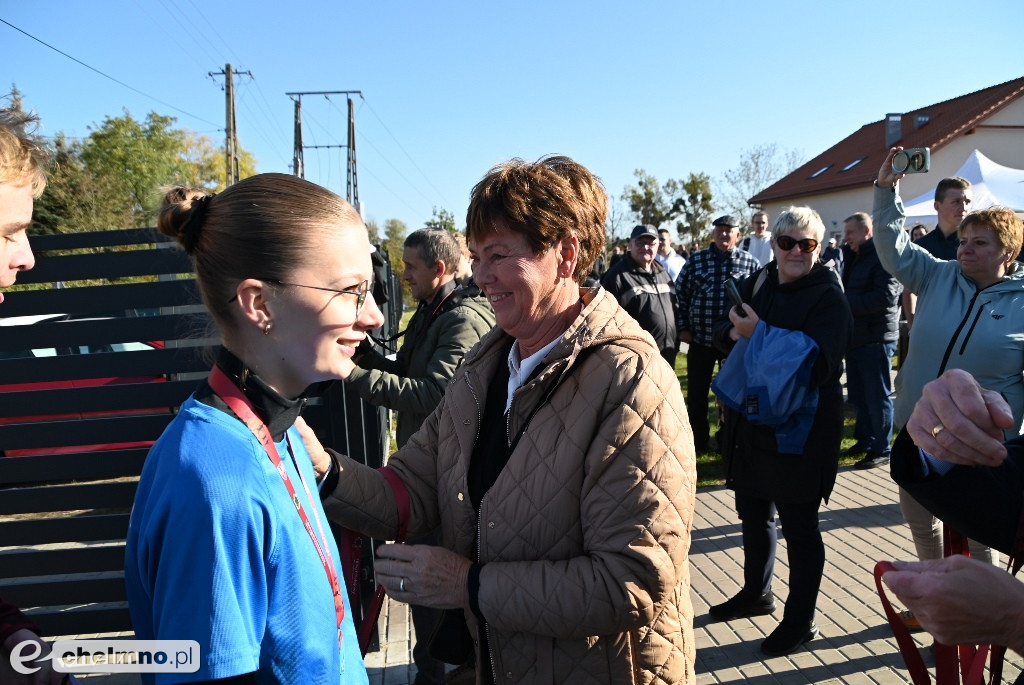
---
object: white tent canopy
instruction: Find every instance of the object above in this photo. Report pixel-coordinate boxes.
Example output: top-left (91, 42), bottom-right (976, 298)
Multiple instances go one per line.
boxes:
top-left (902, 149), bottom-right (1024, 224)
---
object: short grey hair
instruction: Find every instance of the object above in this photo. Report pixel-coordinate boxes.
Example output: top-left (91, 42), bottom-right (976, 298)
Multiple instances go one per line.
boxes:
top-left (772, 206), bottom-right (825, 243)
top-left (404, 229), bottom-right (460, 273)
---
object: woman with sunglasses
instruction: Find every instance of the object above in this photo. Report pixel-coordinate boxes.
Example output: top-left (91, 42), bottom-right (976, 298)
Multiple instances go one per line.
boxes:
top-left (124, 174), bottom-right (381, 683)
top-left (708, 207), bottom-right (852, 657)
top-left (873, 147), bottom-right (1024, 574)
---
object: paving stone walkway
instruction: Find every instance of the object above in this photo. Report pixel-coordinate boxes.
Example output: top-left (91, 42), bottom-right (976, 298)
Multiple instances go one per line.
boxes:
top-left (75, 464), bottom-right (1022, 684)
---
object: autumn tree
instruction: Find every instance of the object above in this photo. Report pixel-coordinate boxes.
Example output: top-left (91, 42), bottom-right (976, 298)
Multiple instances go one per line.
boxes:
top-left (718, 144), bottom-right (805, 226)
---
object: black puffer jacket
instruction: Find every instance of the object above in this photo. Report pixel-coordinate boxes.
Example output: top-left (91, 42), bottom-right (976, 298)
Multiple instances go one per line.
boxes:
top-left (600, 254), bottom-right (678, 354)
top-left (841, 239), bottom-right (902, 349)
top-left (713, 262), bottom-right (853, 503)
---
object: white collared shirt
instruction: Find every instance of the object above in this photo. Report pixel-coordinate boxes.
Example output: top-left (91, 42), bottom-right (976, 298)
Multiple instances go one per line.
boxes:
top-left (505, 336), bottom-right (562, 414)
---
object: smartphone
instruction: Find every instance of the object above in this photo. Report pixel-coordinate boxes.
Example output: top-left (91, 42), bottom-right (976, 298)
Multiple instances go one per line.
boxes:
top-left (724, 278), bottom-right (746, 317)
top-left (892, 148), bottom-right (930, 174)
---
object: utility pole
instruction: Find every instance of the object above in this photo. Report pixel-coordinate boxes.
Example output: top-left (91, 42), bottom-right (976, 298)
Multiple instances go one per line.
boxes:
top-left (209, 64), bottom-right (251, 187)
top-left (347, 97), bottom-right (359, 211)
top-left (285, 90), bottom-right (362, 211)
top-left (292, 97), bottom-right (304, 179)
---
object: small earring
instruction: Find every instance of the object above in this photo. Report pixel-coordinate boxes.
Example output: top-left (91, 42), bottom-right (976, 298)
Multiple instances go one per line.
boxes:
top-left (263, 322), bottom-right (272, 336)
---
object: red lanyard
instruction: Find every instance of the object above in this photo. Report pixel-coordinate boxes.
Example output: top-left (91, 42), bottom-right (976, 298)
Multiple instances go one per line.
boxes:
top-left (208, 365), bottom-right (344, 648)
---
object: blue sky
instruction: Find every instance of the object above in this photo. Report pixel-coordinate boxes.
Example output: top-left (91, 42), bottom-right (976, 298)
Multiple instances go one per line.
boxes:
top-left (4, 1), bottom-right (1022, 238)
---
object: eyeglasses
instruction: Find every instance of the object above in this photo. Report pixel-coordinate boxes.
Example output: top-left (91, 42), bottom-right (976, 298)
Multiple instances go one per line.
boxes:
top-left (775, 236), bottom-right (819, 253)
top-left (264, 279), bottom-right (372, 312)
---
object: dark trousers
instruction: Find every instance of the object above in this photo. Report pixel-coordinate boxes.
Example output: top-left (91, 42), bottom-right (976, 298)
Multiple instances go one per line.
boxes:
top-left (409, 530), bottom-right (446, 685)
top-left (735, 492), bottom-right (825, 625)
top-left (686, 341), bottom-right (722, 451)
top-left (661, 347), bottom-right (678, 371)
top-left (846, 341), bottom-right (896, 456)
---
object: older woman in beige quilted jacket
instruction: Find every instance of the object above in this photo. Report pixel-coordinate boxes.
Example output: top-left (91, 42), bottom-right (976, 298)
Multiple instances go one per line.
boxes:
top-left (313, 155), bottom-right (697, 685)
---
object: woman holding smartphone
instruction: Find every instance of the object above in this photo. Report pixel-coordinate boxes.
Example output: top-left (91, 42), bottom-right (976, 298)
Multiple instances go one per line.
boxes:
top-left (709, 207), bottom-right (852, 657)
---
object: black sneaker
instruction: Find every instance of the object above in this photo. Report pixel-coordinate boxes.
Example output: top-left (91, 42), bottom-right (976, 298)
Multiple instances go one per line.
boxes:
top-left (853, 453), bottom-right (890, 470)
top-left (708, 590), bottom-right (776, 620)
top-left (761, 620), bottom-right (819, 656)
top-left (841, 442), bottom-right (868, 457)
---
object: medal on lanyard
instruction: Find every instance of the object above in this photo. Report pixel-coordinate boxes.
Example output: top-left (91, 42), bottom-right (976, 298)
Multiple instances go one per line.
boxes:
top-left (208, 366), bottom-right (345, 648)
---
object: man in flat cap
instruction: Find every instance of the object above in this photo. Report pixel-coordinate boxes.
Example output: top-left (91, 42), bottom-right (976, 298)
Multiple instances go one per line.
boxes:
top-left (676, 215), bottom-right (759, 453)
top-left (601, 224), bottom-right (679, 368)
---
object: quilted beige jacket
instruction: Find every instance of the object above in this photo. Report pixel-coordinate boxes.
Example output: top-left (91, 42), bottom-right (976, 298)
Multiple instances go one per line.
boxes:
top-left (324, 287), bottom-right (697, 685)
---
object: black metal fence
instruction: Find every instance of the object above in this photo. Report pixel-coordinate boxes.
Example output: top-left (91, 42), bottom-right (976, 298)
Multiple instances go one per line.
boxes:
top-left (0, 227), bottom-right (400, 639)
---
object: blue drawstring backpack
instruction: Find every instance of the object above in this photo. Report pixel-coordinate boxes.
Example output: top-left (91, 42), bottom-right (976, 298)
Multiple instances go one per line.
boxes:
top-left (712, 320), bottom-right (820, 454)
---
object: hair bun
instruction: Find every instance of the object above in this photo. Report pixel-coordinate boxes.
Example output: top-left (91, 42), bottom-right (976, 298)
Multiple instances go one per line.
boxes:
top-left (157, 186), bottom-right (213, 254)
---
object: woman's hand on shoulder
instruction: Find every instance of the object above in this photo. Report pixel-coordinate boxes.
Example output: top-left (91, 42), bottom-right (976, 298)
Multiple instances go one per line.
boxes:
top-left (728, 304), bottom-right (758, 340)
top-left (294, 417), bottom-right (332, 479)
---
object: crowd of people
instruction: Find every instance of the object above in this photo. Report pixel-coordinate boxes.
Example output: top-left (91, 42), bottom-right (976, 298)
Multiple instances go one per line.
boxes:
top-left (3, 92), bottom-right (1024, 685)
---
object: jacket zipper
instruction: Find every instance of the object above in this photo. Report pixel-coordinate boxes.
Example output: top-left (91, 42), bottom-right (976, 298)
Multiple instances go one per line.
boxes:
top-left (958, 299), bottom-right (991, 356)
top-left (466, 369), bottom-right (499, 683)
top-left (477, 494), bottom-right (499, 684)
top-left (935, 288), bottom-right (988, 375)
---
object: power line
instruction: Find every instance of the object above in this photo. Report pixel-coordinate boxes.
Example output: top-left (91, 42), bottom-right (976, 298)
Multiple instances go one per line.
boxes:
top-left (360, 96), bottom-right (451, 208)
top-left (235, 88), bottom-right (290, 168)
top-left (322, 97), bottom-right (436, 210)
top-left (358, 159), bottom-right (425, 219)
top-left (0, 17), bottom-right (220, 128)
top-left (153, 0), bottom-right (223, 69)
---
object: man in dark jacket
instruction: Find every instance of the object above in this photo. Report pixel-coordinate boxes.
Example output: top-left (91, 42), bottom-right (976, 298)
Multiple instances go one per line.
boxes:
top-left (345, 228), bottom-right (494, 684)
top-left (842, 212), bottom-right (902, 469)
top-left (676, 215), bottom-right (760, 453)
top-left (601, 224), bottom-right (678, 368)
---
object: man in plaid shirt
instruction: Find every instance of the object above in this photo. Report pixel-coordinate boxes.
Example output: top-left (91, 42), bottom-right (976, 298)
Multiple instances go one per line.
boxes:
top-left (676, 215), bottom-right (760, 453)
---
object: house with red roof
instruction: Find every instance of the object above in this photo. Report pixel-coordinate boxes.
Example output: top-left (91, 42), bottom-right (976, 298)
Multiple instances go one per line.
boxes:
top-left (749, 76), bottom-right (1024, 240)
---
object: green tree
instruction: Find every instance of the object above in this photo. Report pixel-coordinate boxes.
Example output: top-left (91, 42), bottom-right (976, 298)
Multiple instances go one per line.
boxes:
top-left (79, 111), bottom-right (189, 226)
top-left (77, 110), bottom-right (259, 228)
top-left (364, 219), bottom-right (381, 245)
top-left (676, 173), bottom-right (715, 244)
top-left (383, 218), bottom-right (410, 305)
top-left (33, 133), bottom-right (132, 235)
top-left (621, 169), bottom-right (686, 229)
top-left (424, 206), bottom-right (456, 234)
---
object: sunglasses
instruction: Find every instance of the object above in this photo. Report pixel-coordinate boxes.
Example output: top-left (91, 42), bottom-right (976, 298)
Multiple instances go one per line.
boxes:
top-left (775, 235), bottom-right (819, 253)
